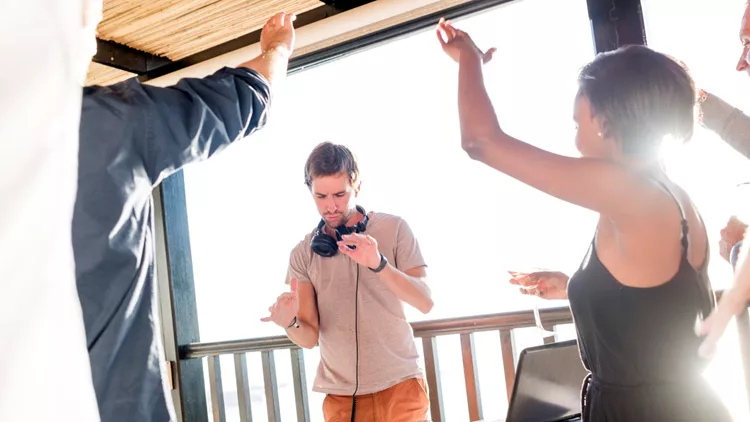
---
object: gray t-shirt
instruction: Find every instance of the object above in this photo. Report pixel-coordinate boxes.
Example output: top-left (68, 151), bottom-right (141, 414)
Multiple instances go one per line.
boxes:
top-left (286, 212), bottom-right (426, 395)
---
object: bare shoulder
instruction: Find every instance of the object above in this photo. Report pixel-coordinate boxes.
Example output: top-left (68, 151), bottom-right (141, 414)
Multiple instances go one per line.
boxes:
top-left (654, 180), bottom-right (708, 267)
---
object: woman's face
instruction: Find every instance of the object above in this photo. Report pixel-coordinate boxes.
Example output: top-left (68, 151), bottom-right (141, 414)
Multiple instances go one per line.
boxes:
top-left (573, 95), bottom-right (612, 159)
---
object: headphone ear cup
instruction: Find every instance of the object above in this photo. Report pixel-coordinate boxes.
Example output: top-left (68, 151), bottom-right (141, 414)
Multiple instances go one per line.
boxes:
top-left (311, 233), bottom-right (339, 257)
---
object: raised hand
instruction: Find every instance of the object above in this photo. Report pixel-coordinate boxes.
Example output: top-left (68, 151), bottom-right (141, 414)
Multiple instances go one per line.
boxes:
top-left (435, 17), bottom-right (496, 64)
top-left (260, 11), bottom-right (296, 55)
top-left (337, 233), bottom-right (382, 269)
top-left (719, 216), bottom-right (747, 263)
top-left (508, 270), bottom-right (569, 300)
top-left (261, 278), bottom-right (300, 328)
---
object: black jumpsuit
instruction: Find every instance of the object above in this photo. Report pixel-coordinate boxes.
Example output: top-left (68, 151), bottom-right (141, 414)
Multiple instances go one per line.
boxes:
top-left (567, 182), bottom-right (732, 421)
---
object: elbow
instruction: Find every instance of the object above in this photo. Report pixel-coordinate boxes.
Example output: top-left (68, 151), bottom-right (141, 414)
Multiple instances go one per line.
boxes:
top-left (299, 340), bottom-right (318, 350)
top-left (461, 137), bottom-right (487, 162)
top-left (297, 333), bottom-right (319, 350)
top-left (417, 296), bottom-right (434, 315)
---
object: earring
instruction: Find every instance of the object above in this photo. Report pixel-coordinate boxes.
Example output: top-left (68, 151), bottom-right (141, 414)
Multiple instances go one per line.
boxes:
top-left (597, 132), bottom-right (603, 137)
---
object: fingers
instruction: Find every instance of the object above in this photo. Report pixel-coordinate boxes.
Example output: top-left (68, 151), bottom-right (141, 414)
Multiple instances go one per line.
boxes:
top-left (436, 17), bottom-right (456, 43)
top-left (284, 12), bottom-right (297, 27)
top-left (274, 11), bottom-right (285, 27)
top-left (338, 243), bottom-right (356, 257)
top-left (483, 47), bottom-right (497, 64)
top-left (341, 233), bottom-right (375, 246)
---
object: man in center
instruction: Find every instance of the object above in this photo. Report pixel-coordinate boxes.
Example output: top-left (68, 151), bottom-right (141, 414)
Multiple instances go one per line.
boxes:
top-left (261, 141), bottom-right (433, 421)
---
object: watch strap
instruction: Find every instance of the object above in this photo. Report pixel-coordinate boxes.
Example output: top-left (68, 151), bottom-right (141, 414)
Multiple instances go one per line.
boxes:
top-left (370, 253), bottom-right (388, 273)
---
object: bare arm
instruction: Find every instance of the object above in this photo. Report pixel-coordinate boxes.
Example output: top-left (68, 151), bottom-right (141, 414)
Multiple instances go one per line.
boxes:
top-left (700, 90), bottom-right (750, 159)
top-left (237, 12), bottom-right (295, 90)
top-left (238, 45), bottom-right (290, 89)
top-left (285, 281), bottom-right (319, 349)
top-left (456, 50), bottom-right (663, 223)
top-left (377, 265), bottom-right (433, 314)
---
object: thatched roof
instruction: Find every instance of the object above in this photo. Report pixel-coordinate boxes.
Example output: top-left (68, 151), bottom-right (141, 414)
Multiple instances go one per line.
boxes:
top-left (87, 0), bottom-right (322, 86)
top-left (86, 0), bottom-right (473, 86)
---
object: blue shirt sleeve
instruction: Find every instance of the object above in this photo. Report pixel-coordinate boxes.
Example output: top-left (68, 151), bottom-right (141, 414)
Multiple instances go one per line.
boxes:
top-left (83, 66), bottom-right (271, 185)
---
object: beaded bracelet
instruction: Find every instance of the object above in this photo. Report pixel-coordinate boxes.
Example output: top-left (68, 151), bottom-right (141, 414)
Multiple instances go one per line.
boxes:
top-left (696, 88), bottom-right (708, 125)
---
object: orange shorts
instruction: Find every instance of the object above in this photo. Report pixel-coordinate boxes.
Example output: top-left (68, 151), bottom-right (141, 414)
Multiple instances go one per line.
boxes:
top-left (322, 377), bottom-right (429, 422)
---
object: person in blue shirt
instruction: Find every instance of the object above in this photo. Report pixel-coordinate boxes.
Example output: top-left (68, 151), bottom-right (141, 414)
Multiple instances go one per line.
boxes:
top-left (75, 11), bottom-right (295, 422)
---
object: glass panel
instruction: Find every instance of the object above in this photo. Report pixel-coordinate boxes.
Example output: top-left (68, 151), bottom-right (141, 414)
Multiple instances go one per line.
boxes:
top-left (642, 1), bottom-right (750, 419)
top-left (185, 0), bottom-right (593, 419)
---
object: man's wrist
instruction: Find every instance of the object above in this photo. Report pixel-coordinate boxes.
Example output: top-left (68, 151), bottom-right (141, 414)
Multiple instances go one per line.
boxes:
top-left (262, 43), bottom-right (292, 59)
top-left (285, 316), bottom-right (299, 329)
top-left (369, 253), bottom-right (388, 273)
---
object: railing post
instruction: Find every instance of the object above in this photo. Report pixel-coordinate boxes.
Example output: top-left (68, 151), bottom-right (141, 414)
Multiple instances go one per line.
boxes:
top-left (422, 336), bottom-right (445, 422)
top-left (234, 353), bottom-right (253, 422)
top-left (460, 333), bottom-right (483, 421)
top-left (736, 308), bottom-right (750, 413)
top-left (499, 329), bottom-right (516, 402)
top-left (207, 356), bottom-right (226, 422)
top-left (291, 348), bottom-right (311, 422)
top-left (262, 350), bottom-right (281, 422)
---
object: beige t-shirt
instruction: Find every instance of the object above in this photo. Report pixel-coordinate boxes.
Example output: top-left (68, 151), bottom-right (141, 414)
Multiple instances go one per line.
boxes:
top-left (286, 212), bottom-right (426, 396)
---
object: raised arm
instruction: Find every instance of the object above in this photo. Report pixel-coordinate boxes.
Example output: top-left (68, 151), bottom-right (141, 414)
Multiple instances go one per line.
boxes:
top-left (436, 19), bottom-right (666, 222)
top-left (700, 90), bottom-right (750, 159)
top-left (81, 12), bottom-right (295, 185)
top-left (237, 12), bottom-right (295, 87)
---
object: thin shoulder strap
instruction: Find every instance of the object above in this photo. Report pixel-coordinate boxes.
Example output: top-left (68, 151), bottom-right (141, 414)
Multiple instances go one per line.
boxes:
top-left (652, 179), bottom-right (689, 259)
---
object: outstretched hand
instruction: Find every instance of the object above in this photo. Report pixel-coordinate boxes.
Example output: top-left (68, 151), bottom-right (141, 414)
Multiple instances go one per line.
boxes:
top-left (337, 233), bottom-right (382, 269)
top-left (261, 278), bottom-right (300, 328)
top-left (508, 270), bottom-right (569, 300)
top-left (260, 11), bottom-right (296, 55)
top-left (436, 17), bottom-right (496, 64)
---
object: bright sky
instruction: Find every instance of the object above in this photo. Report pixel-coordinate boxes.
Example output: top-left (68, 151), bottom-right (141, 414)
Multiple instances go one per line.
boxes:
top-left (180, 0), bottom-right (750, 420)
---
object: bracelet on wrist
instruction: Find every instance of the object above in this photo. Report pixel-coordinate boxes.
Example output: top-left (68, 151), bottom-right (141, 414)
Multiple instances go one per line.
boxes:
top-left (286, 316), bottom-right (299, 329)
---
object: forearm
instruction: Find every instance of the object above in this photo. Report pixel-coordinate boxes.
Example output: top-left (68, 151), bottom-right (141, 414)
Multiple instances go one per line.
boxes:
top-left (701, 91), bottom-right (750, 159)
top-left (284, 319), bottom-right (318, 349)
top-left (377, 265), bottom-right (433, 314)
top-left (238, 45), bottom-right (290, 90)
top-left (457, 53), bottom-right (503, 152)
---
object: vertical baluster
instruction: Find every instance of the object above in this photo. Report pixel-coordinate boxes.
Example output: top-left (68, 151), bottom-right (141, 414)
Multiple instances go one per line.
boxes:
top-left (261, 350), bottom-right (281, 422)
top-left (290, 348), bottom-right (311, 422)
top-left (422, 336), bottom-right (445, 422)
top-left (460, 333), bottom-right (483, 421)
top-left (234, 353), bottom-right (253, 422)
top-left (736, 308), bottom-right (750, 413)
top-left (544, 326), bottom-right (557, 345)
top-left (207, 356), bottom-right (226, 422)
top-left (499, 329), bottom-right (516, 402)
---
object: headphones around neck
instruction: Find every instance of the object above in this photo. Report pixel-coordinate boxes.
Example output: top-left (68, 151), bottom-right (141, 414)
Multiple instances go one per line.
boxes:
top-left (311, 205), bottom-right (369, 257)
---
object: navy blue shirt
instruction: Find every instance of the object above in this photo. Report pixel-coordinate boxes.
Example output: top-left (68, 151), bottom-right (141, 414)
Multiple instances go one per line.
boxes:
top-left (76, 67), bottom-right (271, 421)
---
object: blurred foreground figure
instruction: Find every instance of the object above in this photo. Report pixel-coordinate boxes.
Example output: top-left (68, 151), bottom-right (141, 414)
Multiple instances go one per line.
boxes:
top-left (0, 1), bottom-right (102, 421)
top-left (699, 2), bottom-right (750, 358)
top-left (75, 11), bottom-right (295, 422)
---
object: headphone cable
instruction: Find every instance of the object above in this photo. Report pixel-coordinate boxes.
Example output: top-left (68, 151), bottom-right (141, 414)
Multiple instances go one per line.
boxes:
top-left (350, 263), bottom-right (360, 422)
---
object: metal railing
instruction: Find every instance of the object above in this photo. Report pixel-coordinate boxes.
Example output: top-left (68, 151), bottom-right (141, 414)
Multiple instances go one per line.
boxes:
top-left (179, 291), bottom-right (750, 422)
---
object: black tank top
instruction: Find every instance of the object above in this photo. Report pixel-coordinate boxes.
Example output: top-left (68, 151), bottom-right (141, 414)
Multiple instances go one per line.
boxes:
top-left (566, 181), bottom-right (731, 421)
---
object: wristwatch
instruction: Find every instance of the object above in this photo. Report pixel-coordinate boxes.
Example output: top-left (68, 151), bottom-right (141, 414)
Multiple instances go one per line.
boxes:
top-left (369, 253), bottom-right (388, 273)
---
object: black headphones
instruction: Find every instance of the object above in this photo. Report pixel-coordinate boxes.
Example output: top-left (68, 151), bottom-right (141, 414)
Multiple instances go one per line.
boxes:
top-left (311, 205), bottom-right (369, 257)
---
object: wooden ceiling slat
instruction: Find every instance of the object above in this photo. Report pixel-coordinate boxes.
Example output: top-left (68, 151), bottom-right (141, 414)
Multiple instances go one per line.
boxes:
top-left (96, 0), bottom-right (322, 60)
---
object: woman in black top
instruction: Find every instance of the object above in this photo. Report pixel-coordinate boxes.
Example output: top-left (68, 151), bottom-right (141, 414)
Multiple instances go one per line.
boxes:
top-left (436, 18), bottom-right (731, 421)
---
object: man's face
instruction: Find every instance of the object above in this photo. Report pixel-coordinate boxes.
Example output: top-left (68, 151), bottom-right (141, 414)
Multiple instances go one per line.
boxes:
top-left (310, 173), bottom-right (359, 229)
top-left (737, 4), bottom-right (750, 74)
